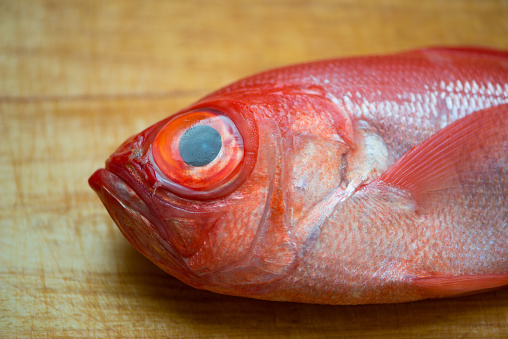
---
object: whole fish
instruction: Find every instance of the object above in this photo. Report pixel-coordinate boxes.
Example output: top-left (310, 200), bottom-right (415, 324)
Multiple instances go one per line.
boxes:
top-left (89, 48), bottom-right (508, 304)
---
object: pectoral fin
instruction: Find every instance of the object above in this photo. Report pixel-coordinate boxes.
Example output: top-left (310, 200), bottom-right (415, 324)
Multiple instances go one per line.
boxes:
top-left (379, 104), bottom-right (508, 206)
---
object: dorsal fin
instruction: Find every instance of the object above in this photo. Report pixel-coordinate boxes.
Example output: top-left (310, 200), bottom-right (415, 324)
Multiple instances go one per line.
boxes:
top-left (419, 46), bottom-right (508, 59)
top-left (379, 104), bottom-right (508, 204)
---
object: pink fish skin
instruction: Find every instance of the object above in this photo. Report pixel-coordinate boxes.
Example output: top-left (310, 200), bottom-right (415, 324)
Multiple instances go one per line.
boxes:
top-left (89, 48), bottom-right (508, 304)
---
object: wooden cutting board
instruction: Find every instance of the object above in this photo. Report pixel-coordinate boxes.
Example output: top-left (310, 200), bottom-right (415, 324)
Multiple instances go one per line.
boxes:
top-left (1, 1), bottom-right (507, 337)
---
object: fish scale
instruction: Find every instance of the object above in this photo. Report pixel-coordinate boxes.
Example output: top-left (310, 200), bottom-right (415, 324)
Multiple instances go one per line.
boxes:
top-left (211, 49), bottom-right (508, 160)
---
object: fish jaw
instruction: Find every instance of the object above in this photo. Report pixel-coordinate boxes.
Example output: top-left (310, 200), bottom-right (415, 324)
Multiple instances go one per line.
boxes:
top-left (88, 168), bottom-right (198, 284)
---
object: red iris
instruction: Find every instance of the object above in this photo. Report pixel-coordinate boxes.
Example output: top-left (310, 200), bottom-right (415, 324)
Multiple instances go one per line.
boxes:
top-left (152, 109), bottom-right (244, 194)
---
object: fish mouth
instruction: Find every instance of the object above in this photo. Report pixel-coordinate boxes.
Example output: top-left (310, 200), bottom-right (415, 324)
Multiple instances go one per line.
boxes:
top-left (89, 168), bottom-right (190, 278)
top-left (89, 168), bottom-right (153, 227)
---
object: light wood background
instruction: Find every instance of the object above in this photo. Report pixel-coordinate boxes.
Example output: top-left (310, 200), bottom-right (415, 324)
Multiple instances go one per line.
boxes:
top-left (1, 1), bottom-right (508, 338)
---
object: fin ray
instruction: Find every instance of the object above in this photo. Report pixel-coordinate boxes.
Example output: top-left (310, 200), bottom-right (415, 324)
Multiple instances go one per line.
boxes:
top-left (414, 273), bottom-right (508, 298)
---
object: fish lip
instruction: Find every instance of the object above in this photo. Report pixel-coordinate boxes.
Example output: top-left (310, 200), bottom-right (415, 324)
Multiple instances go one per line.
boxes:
top-left (89, 168), bottom-right (150, 219)
top-left (89, 167), bottom-right (191, 276)
top-left (89, 168), bottom-right (112, 198)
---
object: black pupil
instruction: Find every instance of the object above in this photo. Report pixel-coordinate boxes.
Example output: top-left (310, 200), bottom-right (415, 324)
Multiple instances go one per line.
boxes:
top-left (179, 125), bottom-right (222, 167)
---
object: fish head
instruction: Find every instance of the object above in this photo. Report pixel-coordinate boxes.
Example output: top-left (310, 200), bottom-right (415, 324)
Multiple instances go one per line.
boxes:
top-left (89, 84), bottom-right (355, 294)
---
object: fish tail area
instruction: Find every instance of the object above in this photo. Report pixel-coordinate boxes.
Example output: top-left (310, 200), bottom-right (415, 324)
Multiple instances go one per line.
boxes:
top-left (413, 274), bottom-right (508, 299)
top-left (379, 104), bottom-right (508, 298)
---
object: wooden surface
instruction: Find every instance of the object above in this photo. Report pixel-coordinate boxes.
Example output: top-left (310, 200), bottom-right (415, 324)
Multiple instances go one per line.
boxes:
top-left (1, 0), bottom-right (508, 337)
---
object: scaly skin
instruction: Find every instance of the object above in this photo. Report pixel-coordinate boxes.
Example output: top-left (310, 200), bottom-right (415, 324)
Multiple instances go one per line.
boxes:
top-left (90, 48), bottom-right (508, 304)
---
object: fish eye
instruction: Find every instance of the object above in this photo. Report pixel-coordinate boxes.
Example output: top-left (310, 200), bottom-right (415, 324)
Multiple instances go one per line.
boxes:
top-left (178, 125), bottom-right (222, 167)
top-left (152, 109), bottom-right (244, 194)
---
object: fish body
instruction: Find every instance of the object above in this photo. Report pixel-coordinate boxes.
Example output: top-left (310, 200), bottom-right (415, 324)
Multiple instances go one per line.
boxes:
top-left (90, 48), bottom-right (508, 304)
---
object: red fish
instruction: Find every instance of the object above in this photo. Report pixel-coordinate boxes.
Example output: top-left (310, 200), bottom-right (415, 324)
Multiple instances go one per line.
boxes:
top-left (89, 48), bottom-right (508, 304)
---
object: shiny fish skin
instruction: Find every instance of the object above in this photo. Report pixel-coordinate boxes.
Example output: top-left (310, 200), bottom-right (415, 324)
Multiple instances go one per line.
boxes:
top-left (90, 48), bottom-right (508, 304)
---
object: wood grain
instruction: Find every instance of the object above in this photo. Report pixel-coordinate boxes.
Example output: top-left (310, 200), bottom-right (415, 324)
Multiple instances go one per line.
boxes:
top-left (1, 0), bottom-right (507, 337)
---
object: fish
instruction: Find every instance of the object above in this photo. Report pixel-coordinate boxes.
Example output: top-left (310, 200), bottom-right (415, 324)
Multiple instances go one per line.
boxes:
top-left (89, 47), bottom-right (508, 305)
